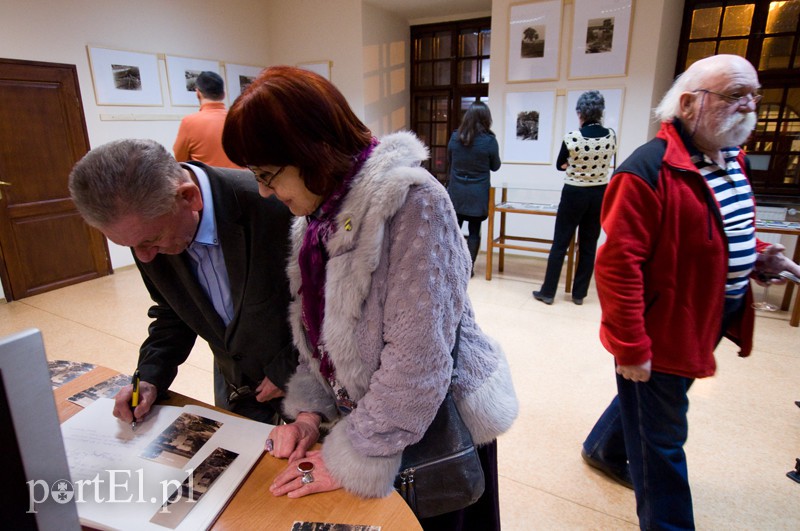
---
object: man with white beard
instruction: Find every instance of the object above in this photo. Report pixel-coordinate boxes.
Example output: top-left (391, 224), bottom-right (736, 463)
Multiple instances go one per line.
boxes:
top-left (579, 54), bottom-right (800, 529)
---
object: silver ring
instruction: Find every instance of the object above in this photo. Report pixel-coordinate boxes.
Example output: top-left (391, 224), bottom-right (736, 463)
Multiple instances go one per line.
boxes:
top-left (265, 438), bottom-right (274, 452)
top-left (301, 472), bottom-right (314, 484)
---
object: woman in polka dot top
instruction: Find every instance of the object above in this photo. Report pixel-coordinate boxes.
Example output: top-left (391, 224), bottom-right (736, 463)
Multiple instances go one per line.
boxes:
top-left (533, 90), bottom-right (617, 306)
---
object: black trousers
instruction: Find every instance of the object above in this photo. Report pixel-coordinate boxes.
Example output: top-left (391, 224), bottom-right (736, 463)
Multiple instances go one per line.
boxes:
top-left (539, 184), bottom-right (606, 300)
top-left (418, 439), bottom-right (500, 531)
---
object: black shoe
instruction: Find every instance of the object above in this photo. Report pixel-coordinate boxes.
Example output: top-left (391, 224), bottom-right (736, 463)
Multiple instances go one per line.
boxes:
top-left (532, 291), bottom-right (554, 305)
top-left (572, 297), bottom-right (584, 305)
top-left (581, 448), bottom-right (634, 489)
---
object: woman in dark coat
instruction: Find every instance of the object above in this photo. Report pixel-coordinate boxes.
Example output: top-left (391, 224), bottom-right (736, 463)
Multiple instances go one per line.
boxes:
top-left (446, 102), bottom-right (501, 276)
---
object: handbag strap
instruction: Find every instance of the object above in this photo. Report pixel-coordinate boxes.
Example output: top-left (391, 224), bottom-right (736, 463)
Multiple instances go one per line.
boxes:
top-left (449, 319), bottom-right (463, 390)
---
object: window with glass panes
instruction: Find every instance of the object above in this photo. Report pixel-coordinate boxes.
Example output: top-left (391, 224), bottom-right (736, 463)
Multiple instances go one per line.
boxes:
top-left (411, 18), bottom-right (491, 184)
top-left (677, 0), bottom-right (800, 197)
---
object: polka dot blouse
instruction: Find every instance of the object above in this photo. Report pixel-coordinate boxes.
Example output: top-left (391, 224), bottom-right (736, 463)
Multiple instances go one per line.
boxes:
top-left (563, 130), bottom-right (617, 186)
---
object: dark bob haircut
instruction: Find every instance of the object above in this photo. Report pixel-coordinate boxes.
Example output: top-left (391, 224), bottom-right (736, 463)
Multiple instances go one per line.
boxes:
top-left (223, 66), bottom-right (372, 197)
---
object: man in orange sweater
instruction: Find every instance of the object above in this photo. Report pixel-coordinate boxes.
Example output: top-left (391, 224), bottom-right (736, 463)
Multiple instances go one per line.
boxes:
top-left (173, 71), bottom-right (241, 169)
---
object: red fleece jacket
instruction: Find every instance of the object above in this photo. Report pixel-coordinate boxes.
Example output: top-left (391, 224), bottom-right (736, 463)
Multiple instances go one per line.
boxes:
top-left (596, 121), bottom-right (766, 379)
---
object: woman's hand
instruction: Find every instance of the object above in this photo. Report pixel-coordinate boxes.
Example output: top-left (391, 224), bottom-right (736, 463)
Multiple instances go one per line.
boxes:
top-left (269, 450), bottom-right (342, 498)
top-left (265, 412), bottom-right (321, 462)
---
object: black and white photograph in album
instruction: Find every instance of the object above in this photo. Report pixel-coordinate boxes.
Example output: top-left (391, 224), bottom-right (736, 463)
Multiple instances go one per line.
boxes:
top-left (150, 447), bottom-right (239, 528)
top-left (140, 412), bottom-right (223, 468)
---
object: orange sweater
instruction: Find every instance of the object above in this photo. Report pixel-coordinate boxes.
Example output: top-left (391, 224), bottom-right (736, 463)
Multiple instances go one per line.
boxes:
top-left (173, 102), bottom-right (242, 169)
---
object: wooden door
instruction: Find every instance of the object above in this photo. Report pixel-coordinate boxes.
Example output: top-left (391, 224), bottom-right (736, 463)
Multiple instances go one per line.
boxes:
top-left (0, 58), bottom-right (110, 301)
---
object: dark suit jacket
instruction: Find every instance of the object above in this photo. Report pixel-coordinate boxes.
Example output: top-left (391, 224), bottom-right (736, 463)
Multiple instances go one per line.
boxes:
top-left (134, 162), bottom-right (297, 406)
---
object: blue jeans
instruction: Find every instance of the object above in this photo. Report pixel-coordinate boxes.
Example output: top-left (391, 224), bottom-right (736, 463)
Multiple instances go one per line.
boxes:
top-left (583, 372), bottom-right (695, 530)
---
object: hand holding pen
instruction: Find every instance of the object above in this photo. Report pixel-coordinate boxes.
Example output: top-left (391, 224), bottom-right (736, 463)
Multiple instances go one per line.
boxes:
top-left (112, 369), bottom-right (156, 427)
top-left (130, 369), bottom-right (140, 431)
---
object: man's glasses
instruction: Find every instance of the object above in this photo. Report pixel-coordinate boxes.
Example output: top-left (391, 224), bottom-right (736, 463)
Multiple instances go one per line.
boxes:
top-left (251, 166), bottom-right (286, 190)
top-left (694, 89), bottom-right (762, 107)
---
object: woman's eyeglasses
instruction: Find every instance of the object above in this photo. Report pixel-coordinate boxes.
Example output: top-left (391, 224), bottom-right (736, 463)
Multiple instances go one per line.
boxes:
top-left (251, 166), bottom-right (286, 190)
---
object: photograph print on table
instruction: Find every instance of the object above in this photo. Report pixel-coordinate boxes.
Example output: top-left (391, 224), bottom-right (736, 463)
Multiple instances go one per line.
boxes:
top-left (140, 412), bottom-right (223, 468)
top-left (150, 447), bottom-right (239, 529)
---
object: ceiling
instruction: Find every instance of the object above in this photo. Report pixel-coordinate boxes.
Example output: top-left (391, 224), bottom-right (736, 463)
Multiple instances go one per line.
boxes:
top-left (365, 0), bottom-right (492, 22)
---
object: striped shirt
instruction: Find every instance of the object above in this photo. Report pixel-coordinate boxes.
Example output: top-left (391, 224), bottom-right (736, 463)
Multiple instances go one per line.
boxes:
top-left (691, 147), bottom-right (756, 300)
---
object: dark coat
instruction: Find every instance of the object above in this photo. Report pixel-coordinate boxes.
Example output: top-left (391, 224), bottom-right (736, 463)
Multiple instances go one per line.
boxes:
top-left (134, 162), bottom-right (297, 406)
top-left (446, 131), bottom-right (501, 219)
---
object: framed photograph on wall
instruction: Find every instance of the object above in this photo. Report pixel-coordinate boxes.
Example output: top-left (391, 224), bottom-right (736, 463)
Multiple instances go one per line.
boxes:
top-left (224, 63), bottom-right (264, 103)
top-left (564, 88), bottom-right (624, 137)
top-left (503, 90), bottom-right (557, 164)
top-left (164, 55), bottom-right (222, 106)
top-left (568, 0), bottom-right (634, 79)
top-left (298, 60), bottom-right (332, 81)
top-left (507, 0), bottom-right (563, 82)
top-left (86, 46), bottom-right (162, 106)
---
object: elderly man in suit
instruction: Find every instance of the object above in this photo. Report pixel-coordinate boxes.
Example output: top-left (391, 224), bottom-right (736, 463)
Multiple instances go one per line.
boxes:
top-left (69, 138), bottom-right (296, 424)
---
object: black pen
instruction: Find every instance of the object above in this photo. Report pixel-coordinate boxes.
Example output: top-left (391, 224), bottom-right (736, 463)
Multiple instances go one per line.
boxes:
top-left (130, 369), bottom-right (140, 431)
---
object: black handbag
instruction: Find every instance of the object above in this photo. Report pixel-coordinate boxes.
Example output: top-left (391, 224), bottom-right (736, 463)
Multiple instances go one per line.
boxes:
top-left (394, 322), bottom-right (486, 519)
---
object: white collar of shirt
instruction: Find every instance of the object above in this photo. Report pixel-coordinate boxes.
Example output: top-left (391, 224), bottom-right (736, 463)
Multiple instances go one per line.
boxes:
top-left (183, 164), bottom-right (218, 246)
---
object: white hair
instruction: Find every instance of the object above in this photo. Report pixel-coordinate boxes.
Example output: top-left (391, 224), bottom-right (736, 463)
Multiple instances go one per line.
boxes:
top-left (652, 54), bottom-right (755, 123)
top-left (653, 69), bottom-right (699, 122)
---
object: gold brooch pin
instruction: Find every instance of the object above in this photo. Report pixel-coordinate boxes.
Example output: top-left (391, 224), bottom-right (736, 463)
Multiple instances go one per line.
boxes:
top-left (344, 218), bottom-right (352, 231)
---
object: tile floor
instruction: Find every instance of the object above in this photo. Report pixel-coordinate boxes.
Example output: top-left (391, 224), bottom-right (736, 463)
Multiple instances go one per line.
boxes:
top-left (2, 254), bottom-right (798, 529)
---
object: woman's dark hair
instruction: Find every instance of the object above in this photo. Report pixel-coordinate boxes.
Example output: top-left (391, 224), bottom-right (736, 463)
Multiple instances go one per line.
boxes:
top-left (223, 66), bottom-right (372, 197)
top-left (575, 90), bottom-right (605, 124)
top-left (457, 102), bottom-right (493, 147)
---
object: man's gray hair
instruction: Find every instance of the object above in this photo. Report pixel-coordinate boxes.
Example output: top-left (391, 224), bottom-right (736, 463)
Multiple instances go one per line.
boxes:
top-left (68, 139), bottom-right (189, 227)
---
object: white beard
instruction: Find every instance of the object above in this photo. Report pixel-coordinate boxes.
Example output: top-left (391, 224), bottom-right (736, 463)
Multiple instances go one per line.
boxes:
top-left (717, 111), bottom-right (757, 147)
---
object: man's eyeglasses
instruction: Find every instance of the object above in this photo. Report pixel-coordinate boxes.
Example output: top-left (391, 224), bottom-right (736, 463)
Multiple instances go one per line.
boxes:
top-left (694, 89), bottom-right (762, 107)
top-left (251, 166), bottom-right (286, 190)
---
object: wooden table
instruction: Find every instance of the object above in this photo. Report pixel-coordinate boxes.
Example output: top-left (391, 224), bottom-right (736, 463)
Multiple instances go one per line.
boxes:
top-left (485, 186), bottom-right (576, 288)
top-left (55, 367), bottom-right (422, 530)
top-left (755, 220), bottom-right (800, 327)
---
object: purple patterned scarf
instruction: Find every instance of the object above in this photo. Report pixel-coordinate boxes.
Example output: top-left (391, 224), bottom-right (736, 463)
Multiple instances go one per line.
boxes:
top-left (298, 138), bottom-right (378, 380)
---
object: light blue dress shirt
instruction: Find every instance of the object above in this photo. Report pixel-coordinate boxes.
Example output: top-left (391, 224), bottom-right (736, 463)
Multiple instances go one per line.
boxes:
top-left (183, 165), bottom-right (234, 326)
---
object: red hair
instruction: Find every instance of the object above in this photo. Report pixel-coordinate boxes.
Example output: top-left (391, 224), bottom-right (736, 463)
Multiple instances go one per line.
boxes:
top-left (223, 65), bottom-right (372, 197)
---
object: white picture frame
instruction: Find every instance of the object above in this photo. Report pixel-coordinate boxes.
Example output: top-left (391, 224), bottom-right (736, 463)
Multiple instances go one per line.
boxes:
top-left (164, 55), bottom-right (222, 106)
top-left (297, 60), bottom-right (332, 81)
top-left (503, 90), bottom-right (557, 164)
top-left (568, 0), bottom-right (634, 79)
top-left (507, 0), bottom-right (563, 83)
top-left (564, 88), bottom-right (624, 138)
top-left (86, 46), bottom-right (163, 106)
top-left (224, 63), bottom-right (264, 103)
